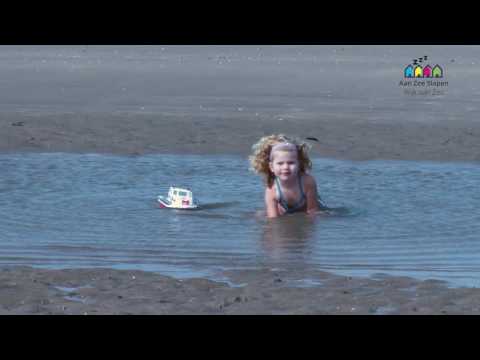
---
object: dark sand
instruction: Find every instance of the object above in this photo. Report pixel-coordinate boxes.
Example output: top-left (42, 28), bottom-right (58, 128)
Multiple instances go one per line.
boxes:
top-left (3, 112), bottom-right (480, 162)
top-left (2, 45), bottom-right (480, 314)
top-left (2, 266), bottom-right (480, 315)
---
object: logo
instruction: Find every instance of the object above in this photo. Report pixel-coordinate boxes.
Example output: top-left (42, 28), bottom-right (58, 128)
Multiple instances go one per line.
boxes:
top-left (404, 56), bottom-right (444, 78)
top-left (399, 56), bottom-right (448, 96)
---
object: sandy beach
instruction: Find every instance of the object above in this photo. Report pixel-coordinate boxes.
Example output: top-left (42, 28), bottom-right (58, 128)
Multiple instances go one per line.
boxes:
top-left (2, 266), bottom-right (480, 315)
top-left (1, 45), bottom-right (480, 314)
top-left (1, 45), bottom-right (479, 162)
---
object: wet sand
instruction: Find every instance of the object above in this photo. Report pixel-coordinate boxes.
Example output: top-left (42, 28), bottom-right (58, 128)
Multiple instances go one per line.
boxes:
top-left (1, 45), bottom-right (479, 162)
top-left (2, 45), bottom-right (480, 314)
top-left (1, 266), bottom-right (480, 315)
top-left (2, 112), bottom-right (480, 162)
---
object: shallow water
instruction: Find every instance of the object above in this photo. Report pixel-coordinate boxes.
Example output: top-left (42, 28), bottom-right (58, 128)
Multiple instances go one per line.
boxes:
top-left (1, 153), bottom-right (479, 287)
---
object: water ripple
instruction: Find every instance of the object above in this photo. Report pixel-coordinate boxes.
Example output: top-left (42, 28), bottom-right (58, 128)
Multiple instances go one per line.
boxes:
top-left (1, 153), bottom-right (480, 287)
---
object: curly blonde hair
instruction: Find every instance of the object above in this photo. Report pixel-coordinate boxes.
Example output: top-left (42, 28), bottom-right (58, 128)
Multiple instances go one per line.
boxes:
top-left (249, 134), bottom-right (312, 187)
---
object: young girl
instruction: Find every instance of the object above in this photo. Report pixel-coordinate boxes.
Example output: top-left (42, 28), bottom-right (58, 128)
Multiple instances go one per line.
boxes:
top-left (249, 134), bottom-right (326, 218)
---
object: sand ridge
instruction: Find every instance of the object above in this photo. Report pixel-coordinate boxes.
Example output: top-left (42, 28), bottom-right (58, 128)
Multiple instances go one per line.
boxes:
top-left (2, 266), bottom-right (479, 315)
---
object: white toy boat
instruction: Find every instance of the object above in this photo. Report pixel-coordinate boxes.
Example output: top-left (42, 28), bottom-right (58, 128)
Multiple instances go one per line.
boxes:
top-left (157, 187), bottom-right (199, 210)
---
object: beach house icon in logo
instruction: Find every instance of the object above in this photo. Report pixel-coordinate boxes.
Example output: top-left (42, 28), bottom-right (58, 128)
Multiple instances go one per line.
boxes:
top-left (404, 56), bottom-right (444, 78)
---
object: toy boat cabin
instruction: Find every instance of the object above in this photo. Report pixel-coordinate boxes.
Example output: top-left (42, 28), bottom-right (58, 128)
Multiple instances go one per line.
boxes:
top-left (157, 187), bottom-right (198, 209)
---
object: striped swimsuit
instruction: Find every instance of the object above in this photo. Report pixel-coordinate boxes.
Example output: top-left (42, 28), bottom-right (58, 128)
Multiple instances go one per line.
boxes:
top-left (274, 174), bottom-right (330, 214)
top-left (274, 174), bottom-right (307, 214)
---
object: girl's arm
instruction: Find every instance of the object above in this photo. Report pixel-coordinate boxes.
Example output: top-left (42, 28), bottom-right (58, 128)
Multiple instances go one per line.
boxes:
top-left (304, 174), bottom-right (320, 215)
top-left (265, 187), bottom-right (279, 218)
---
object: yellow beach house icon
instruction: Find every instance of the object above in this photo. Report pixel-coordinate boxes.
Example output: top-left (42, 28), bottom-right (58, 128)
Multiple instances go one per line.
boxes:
top-left (414, 65), bottom-right (423, 77)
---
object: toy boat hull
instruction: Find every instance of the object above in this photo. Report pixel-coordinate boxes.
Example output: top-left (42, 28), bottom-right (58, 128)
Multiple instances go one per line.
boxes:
top-left (157, 196), bottom-right (199, 210)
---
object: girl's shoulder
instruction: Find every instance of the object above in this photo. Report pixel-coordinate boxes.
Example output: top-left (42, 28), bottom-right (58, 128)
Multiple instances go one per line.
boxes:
top-left (265, 182), bottom-right (277, 194)
top-left (301, 172), bottom-right (318, 189)
top-left (301, 172), bottom-right (316, 183)
top-left (265, 183), bottom-right (278, 202)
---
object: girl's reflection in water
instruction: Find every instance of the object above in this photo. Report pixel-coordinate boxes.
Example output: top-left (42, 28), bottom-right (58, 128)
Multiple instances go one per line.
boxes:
top-left (260, 213), bottom-right (317, 261)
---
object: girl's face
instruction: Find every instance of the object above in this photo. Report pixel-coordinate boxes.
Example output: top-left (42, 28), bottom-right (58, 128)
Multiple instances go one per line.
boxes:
top-left (269, 150), bottom-right (300, 182)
